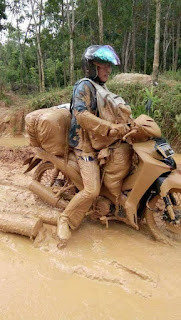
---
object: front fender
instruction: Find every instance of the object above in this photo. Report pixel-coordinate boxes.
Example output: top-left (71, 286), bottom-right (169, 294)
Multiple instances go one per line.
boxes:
top-left (160, 169), bottom-right (181, 197)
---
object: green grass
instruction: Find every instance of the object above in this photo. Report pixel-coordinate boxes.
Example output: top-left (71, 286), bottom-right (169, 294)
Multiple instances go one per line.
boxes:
top-left (27, 86), bottom-right (73, 111)
top-left (0, 92), bottom-right (12, 106)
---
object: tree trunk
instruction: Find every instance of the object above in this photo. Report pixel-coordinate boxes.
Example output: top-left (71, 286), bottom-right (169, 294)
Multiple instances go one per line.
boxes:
top-left (131, 0), bottom-right (136, 72)
top-left (17, 19), bottom-right (24, 85)
top-left (152, 0), bottom-right (161, 85)
top-left (144, 0), bottom-right (150, 74)
top-left (70, 34), bottom-right (74, 85)
top-left (124, 32), bottom-right (131, 72)
top-left (121, 33), bottom-right (127, 71)
top-left (163, 1), bottom-right (172, 72)
top-left (30, 0), bottom-right (45, 93)
top-left (97, 0), bottom-right (104, 44)
top-left (67, 0), bottom-right (75, 85)
top-left (173, 10), bottom-right (181, 71)
top-left (172, 20), bottom-right (175, 70)
top-left (37, 34), bottom-right (45, 92)
top-left (54, 61), bottom-right (58, 87)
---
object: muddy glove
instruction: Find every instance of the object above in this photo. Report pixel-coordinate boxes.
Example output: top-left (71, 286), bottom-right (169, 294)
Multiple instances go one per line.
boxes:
top-left (122, 123), bottom-right (147, 144)
top-left (109, 123), bottom-right (130, 138)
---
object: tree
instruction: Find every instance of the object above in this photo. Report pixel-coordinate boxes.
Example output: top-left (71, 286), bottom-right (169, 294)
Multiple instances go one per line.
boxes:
top-left (30, 0), bottom-right (45, 92)
top-left (0, 0), bottom-right (180, 92)
top-left (97, 0), bottom-right (103, 44)
top-left (173, 2), bottom-right (181, 71)
top-left (162, 0), bottom-right (172, 72)
top-left (152, 0), bottom-right (161, 84)
top-left (0, 0), bottom-right (6, 31)
top-left (144, 0), bottom-right (150, 73)
top-left (67, 0), bottom-right (75, 85)
top-left (131, 0), bottom-right (137, 72)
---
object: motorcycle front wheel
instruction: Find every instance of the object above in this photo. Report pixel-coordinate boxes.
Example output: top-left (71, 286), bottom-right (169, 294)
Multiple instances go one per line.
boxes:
top-left (145, 189), bottom-right (181, 244)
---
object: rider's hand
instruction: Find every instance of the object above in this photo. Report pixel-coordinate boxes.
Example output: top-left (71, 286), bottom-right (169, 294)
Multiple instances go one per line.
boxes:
top-left (122, 124), bottom-right (141, 143)
top-left (109, 123), bottom-right (130, 138)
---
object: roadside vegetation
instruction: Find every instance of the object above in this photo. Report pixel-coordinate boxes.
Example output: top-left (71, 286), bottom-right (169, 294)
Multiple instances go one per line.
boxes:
top-left (1, 71), bottom-right (180, 151)
top-left (108, 78), bottom-right (181, 151)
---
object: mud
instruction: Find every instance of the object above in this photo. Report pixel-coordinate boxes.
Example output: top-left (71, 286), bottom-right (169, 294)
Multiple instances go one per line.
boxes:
top-left (0, 137), bottom-right (181, 320)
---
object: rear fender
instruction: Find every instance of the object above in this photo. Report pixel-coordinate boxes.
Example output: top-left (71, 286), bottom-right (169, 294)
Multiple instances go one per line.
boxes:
top-left (33, 148), bottom-right (83, 190)
top-left (23, 157), bottom-right (42, 173)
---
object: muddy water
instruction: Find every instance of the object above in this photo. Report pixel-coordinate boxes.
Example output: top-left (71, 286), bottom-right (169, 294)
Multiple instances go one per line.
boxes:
top-left (0, 138), bottom-right (181, 319)
top-left (0, 136), bottom-right (29, 147)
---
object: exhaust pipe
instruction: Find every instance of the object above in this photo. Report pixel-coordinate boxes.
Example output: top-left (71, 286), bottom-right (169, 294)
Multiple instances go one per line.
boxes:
top-left (29, 180), bottom-right (67, 210)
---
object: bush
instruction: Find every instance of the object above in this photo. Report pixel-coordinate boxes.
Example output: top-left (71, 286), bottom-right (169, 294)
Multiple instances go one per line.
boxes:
top-left (107, 80), bottom-right (181, 151)
top-left (162, 70), bottom-right (181, 82)
top-left (28, 87), bottom-right (73, 111)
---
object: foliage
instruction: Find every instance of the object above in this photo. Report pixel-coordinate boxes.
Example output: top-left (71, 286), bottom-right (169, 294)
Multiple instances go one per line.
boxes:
top-left (161, 71), bottom-right (181, 82)
top-left (107, 79), bottom-right (181, 149)
top-left (0, 91), bottom-right (12, 106)
top-left (0, 0), bottom-right (180, 91)
top-left (0, 0), bottom-right (6, 30)
top-left (28, 87), bottom-right (73, 111)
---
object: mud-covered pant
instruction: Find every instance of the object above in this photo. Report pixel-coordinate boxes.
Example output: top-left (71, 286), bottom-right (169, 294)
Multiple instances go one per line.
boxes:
top-left (65, 150), bottom-right (101, 230)
top-left (66, 144), bottom-right (132, 230)
top-left (103, 143), bottom-right (133, 206)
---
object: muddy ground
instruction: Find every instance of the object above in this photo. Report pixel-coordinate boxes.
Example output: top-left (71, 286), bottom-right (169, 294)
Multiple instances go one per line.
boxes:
top-left (0, 138), bottom-right (181, 320)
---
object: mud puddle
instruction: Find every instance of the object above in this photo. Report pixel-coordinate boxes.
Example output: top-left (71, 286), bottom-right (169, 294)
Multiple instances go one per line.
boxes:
top-left (0, 136), bottom-right (29, 147)
top-left (0, 140), bottom-right (181, 319)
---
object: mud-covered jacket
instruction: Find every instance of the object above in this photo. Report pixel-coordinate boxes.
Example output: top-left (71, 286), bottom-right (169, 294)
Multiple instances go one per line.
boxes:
top-left (69, 78), bottom-right (132, 152)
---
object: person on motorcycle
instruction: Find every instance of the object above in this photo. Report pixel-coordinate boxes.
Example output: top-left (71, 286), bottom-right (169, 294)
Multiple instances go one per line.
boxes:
top-left (57, 45), bottom-right (133, 247)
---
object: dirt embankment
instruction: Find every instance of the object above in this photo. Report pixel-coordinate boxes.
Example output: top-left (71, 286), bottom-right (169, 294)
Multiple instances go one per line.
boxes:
top-left (0, 91), bottom-right (28, 136)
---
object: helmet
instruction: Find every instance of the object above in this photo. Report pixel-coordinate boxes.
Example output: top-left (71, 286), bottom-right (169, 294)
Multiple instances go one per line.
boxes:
top-left (82, 45), bottom-right (120, 79)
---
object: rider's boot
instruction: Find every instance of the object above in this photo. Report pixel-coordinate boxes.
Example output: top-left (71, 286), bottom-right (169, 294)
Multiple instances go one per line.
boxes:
top-left (57, 214), bottom-right (71, 248)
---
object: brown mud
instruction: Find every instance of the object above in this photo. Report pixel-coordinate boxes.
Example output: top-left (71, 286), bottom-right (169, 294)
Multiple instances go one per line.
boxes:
top-left (0, 138), bottom-right (181, 320)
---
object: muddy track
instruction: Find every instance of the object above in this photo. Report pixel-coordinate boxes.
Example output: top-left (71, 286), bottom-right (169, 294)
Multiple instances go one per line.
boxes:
top-left (0, 144), bottom-right (181, 319)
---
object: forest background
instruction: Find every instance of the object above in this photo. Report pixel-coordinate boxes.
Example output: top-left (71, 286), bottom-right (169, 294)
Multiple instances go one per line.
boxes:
top-left (0, 0), bottom-right (180, 149)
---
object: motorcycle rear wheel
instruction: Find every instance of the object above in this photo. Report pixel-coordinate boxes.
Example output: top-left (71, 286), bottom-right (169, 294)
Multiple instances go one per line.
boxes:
top-left (33, 162), bottom-right (59, 186)
top-left (33, 161), bottom-right (76, 203)
top-left (145, 189), bottom-right (181, 244)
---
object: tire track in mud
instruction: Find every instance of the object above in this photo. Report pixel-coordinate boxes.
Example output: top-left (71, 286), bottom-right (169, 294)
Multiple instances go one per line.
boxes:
top-left (109, 260), bottom-right (157, 284)
top-left (50, 256), bottom-right (158, 298)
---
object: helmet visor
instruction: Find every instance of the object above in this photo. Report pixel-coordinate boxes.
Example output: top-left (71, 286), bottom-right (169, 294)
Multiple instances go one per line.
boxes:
top-left (93, 45), bottom-right (120, 65)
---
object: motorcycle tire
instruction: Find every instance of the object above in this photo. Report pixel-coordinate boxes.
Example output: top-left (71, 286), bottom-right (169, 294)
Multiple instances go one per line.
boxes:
top-left (145, 189), bottom-right (181, 245)
top-left (33, 161), bottom-right (59, 187)
top-left (33, 161), bottom-right (76, 205)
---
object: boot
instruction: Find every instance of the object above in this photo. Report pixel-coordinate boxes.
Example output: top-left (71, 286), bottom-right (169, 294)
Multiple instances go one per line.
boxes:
top-left (57, 214), bottom-right (71, 248)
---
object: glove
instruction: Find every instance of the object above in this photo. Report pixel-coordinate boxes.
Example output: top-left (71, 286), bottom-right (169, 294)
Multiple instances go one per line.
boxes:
top-left (109, 123), bottom-right (130, 138)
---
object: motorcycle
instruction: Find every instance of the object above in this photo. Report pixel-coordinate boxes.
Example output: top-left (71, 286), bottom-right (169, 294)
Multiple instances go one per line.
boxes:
top-left (24, 115), bottom-right (181, 245)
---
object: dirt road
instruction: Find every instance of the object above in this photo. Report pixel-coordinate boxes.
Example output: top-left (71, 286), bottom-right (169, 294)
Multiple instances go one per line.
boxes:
top-left (0, 139), bottom-right (181, 320)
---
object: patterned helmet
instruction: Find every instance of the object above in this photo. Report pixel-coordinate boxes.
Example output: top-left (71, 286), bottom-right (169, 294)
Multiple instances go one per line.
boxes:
top-left (82, 45), bottom-right (120, 79)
